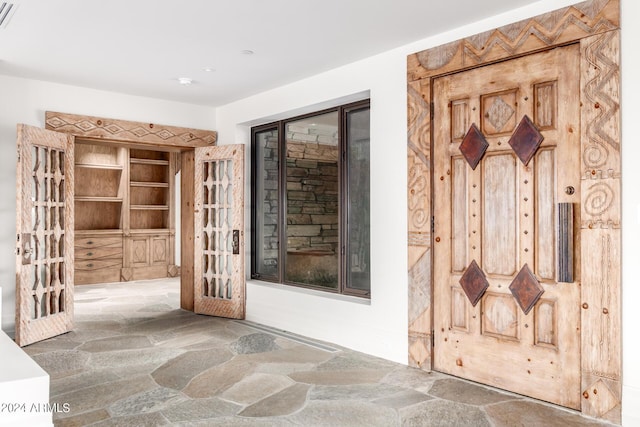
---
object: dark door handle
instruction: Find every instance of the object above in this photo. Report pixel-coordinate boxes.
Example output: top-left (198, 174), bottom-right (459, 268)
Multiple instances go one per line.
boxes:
top-left (21, 233), bottom-right (32, 265)
top-left (558, 203), bottom-right (574, 283)
top-left (232, 230), bottom-right (240, 255)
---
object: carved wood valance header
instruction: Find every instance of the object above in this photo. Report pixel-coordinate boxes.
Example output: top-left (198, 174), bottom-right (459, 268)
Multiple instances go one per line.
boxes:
top-left (407, 0), bottom-right (620, 82)
top-left (45, 111), bottom-right (217, 149)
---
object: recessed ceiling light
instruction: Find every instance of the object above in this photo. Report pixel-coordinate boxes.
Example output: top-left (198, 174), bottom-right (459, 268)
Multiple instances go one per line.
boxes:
top-left (203, 67), bottom-right (215, 72)
top-left (178, 77), bottom-right (193, 85)
top-left (240, 49), bottom-right (254, 55)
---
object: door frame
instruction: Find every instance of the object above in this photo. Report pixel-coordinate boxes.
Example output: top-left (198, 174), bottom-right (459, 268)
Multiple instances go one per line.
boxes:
top-left (43, 111), bottom-right (219, 312)
top-left (407, 0), bottom-right (621, 422)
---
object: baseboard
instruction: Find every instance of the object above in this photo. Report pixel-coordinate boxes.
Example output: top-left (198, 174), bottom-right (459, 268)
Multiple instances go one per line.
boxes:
top-left (1, 314), bottom-right (15, 339)
top-left (623, 384), bottom-right (640, 426)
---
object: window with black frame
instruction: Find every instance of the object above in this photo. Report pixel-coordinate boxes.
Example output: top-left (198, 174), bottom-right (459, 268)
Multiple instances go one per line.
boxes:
top-left (251, 100), bottom-right (370, 297)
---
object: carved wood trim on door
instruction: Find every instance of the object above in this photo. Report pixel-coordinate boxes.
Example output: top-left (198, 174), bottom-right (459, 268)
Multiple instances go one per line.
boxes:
top-left (407, 0), bottom-right (620, 422)
top-left (45, 111), bottom-right (217, 148)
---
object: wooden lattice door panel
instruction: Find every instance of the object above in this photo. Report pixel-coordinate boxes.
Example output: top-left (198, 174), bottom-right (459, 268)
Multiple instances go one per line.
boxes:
top-left (432, 45), bottom-right (581, 408)
top-left (193, 145), bottom-right (245, 319)
top-left (15, 124), bottom-right (75, 347)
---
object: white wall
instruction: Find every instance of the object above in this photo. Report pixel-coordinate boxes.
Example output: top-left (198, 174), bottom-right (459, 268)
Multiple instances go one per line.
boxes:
top-left (216, 54), bottom-right (409, 363)
top-left (0, 75), bottom-right (216, 333)
top-left (215, 0), bottom-right (640, 424)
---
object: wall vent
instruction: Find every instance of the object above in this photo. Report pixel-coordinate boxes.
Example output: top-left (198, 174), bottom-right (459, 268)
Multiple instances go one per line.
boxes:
top-left (0, 3), bottom-right (17, 29)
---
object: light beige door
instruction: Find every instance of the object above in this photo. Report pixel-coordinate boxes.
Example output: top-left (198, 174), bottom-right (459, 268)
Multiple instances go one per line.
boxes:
top-left (15, 124), bottom-right (75, 346)
top-left (193, 145), bottom-right (245, 319)
top-left (433, 45), bottom-right (581, 408)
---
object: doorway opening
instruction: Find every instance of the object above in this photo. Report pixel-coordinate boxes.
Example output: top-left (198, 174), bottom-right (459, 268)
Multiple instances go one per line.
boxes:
top-left (74, 140), bottom-right (181, 287)
top-left (16, 112), bottom-right (246, 347)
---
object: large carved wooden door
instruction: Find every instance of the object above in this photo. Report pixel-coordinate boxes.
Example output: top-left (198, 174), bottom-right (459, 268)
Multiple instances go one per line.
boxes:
top-left (15, 124), bottom-right (75, 346)
top-left (433, 45), bottom-right (581, 408)
top-left (193, 145), bottom-right (245, 319)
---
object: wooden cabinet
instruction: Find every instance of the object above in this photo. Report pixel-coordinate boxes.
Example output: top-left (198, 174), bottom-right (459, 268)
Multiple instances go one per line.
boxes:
top-left (123, 231), bottom-right (173, 281)
top-left (74, 234), bottom-right (123, 285)
top-left (74, 142), bottom-right (176, 284)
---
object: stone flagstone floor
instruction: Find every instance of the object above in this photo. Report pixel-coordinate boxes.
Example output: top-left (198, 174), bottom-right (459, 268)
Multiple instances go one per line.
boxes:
top-left (21, 278), bottom-right (614, 426)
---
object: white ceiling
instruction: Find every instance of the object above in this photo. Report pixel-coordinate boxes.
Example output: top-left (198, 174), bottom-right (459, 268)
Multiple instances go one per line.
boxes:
top-left (0, 0), bottom-right (542, 107)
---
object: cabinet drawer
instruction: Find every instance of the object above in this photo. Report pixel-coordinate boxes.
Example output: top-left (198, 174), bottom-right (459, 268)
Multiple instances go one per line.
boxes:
top-left (75, 245), bottom-right (123, 260)
top-left (75, 236), bottom-right (122, 249)
top-left (75, 259), bottom-right (122, 271)
top-left (74, 235), bottom-right (123, 285)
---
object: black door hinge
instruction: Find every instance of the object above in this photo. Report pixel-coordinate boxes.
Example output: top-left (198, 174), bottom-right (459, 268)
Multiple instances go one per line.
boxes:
top-left (430, 102), bottom-right (434, 120)
top-left (431, 331), bottom-right (435, 348)
top-left (431, 216), bottom-right (435, 233)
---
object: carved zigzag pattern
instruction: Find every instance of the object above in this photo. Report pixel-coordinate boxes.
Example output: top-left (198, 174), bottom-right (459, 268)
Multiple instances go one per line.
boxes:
top-left (584, 31), bottom-right (620, 152)
top-left (412, 0), bottom-right (618, 78)
top-left (462, 7), bottom-right (616, 65)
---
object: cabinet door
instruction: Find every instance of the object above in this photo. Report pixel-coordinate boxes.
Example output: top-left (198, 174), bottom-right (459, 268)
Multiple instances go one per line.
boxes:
top-left (151, 235), bottom-right (169, 265)
top-left (193, 145), bottom-right (245, 319)
top-left (15, 124), bottom-right (75, 346)
top-left (130, 237), bottom-right (150, 266)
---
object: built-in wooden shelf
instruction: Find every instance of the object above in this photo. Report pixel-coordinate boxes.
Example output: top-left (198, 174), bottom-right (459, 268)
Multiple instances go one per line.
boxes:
top-left (75, 196), bottom-right (123, 203)
top-left (129, 228), bottom-right (172, 234)
top-left (75, 163), bottom-right (123, 170)
top-left (76, 229), bottom-right (123, 236)
top-left (130, 158), bottom-right (169, 166)
top-left (74, 143), bottom-right (175, 284)
top-left (130, 181), bottom-right (170, 188)
top-left (130, 205), bottom-right (169, 210)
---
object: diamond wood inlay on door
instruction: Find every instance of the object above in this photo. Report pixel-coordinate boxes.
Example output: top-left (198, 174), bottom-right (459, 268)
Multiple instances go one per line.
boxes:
top-left (508, 115), bottom-right (544, 166)
top-left (459, 124), bottom-right (489, 170)
top-left (483, 93), bottom-right (516, 134)
top-left (458, 260), bottom-right (489, 307)
top-left (509, 264), bottom-right (544, 315)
